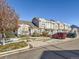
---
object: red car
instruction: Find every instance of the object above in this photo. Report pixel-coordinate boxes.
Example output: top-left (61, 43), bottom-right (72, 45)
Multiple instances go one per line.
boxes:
top-left (50, 32), bottom-right (67, 39)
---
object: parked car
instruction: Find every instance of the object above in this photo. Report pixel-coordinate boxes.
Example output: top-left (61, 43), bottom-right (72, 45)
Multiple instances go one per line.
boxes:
top-left (67, 32), bottom-right (77, 38)
top-left (50, 32), bottom-right (67, 39)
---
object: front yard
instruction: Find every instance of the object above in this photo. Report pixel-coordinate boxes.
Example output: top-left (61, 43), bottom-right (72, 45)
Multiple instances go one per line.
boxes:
top-left (0, 41), bottom-right (28, 52)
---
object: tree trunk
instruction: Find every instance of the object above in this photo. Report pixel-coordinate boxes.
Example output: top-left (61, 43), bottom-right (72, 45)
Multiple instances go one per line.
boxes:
top-left (1, 31), bottom-right (6, 45)
top-left (2, 38), bottom-right (5, 45)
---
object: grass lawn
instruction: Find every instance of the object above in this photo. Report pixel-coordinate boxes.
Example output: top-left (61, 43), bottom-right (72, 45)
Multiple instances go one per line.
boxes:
top-left (0, 41), bottom-right (28, 52)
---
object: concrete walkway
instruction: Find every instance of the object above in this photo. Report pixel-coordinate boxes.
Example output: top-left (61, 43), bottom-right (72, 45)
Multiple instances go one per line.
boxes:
top-left (28, 38), bottom-right (77, 48)
top-left (28, 41), bottom-right (49, 48)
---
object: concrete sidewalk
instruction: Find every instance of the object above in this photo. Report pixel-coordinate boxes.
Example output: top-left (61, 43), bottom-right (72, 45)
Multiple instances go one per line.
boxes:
top-left (28, 38), bottom-right (78, 48)
top-left (46, 38), bottom-right (75, 44)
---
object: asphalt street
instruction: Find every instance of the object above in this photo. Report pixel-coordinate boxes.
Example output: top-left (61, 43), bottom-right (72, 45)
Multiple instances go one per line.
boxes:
top-left (0, 38), bottom-right (79, 59)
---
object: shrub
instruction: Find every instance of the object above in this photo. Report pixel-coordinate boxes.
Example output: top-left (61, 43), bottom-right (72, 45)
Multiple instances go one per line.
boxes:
top-left (32, 32), bottom-right (40, 37)
top-left (42, 31), bottom-right (48, 37)
top-left (19, 35), bottom-right (27, 37)
top-left (4, 31), bottom-right (16, 38)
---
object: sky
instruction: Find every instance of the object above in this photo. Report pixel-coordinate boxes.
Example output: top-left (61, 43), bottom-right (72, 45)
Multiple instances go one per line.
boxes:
top-left (7, 0), bottom-right (79, 26)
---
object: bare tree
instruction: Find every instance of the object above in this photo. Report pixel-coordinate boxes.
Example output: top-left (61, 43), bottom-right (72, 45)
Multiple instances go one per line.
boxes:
top-left (0, 0), bottom-right (19, 34)
top-left (0, 0), bottom-right (19, 45)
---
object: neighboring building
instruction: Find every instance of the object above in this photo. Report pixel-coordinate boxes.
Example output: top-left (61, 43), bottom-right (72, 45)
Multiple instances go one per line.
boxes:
top-left (78, 29), bottom-right (79, 33)
top-left (17, 24), bottom-right (30, 35)
top-left (32, 17), bottom-right (72, 34)
top-left (64, 23), bottom-right (71, 33)
top-left (23, 21), bottom-right (41, 35)
top-left (71, 25), bottom-right (79, 36)
top-left (19, 21), bottom-right (45, 36)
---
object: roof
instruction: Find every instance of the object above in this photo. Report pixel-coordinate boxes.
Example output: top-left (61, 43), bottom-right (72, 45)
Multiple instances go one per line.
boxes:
top-left (19, 20), bottom-right (38, 28)
top-left (71, 25), bottom-right (79, 29)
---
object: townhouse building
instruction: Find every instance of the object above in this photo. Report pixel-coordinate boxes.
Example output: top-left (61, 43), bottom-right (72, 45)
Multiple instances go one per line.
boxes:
top-left (32, 17), bottom-right (54, 29)
top-left (32, 17), bottom-right (72, 35)
top-left (18, 17), bottom-right (72, 36)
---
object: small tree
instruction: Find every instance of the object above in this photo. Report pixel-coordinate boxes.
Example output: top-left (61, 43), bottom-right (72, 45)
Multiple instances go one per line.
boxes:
top-left (42, 31), bottom-right (48, 37)
top-left (4, 31), bottom-right (16, 38)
